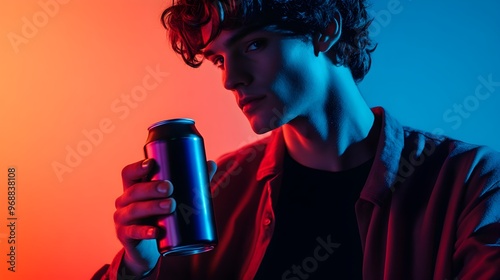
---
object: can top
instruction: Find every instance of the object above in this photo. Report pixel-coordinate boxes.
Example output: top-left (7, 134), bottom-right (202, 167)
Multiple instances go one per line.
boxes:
top-left (148, 118), bottom-right (195, 131)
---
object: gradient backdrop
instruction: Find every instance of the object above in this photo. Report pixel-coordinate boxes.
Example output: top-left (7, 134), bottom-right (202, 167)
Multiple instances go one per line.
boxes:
top-left (0, 0), bottom-right (499, 279)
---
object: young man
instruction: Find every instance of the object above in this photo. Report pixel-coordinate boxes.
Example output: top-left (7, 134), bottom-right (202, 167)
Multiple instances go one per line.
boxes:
top-left (94, 0), bottom-right (500, 279)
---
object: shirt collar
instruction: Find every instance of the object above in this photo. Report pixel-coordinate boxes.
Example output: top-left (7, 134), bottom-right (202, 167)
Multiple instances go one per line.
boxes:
top-left (359, 107), bottom-right (404, 206)
top-left (255, 107), bottom-right (404, 207)
top-left (256, 127), bottom-right (286, 181)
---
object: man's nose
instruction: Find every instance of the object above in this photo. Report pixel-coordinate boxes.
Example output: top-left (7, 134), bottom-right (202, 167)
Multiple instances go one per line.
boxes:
top-left (222, 57), bottom-right (252, 90)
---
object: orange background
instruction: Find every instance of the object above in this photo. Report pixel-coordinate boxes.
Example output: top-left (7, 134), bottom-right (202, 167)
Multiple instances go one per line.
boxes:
top-left (0, 1), bottom-right (254, 279)
top-left (0, 0), bottom-right (499, 279)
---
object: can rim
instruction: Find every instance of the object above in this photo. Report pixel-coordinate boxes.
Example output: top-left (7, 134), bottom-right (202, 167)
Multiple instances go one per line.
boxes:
top-left (148, 118), bottom-right (195, 130)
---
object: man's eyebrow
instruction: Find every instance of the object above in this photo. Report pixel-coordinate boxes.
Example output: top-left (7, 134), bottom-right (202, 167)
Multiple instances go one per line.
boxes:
top-left (202, 25), bottom-right (265, 59)
top-left (226, 25), bottom-right (264, 47)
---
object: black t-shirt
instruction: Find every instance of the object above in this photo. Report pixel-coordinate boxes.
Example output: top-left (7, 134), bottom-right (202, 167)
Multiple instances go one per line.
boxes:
top-left (254, 150), bottom-right (373, 280)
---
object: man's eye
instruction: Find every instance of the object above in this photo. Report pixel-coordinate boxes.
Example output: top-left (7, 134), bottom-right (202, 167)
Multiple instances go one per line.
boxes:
top-left (246, 39), bottom-right (266, 52)
top-left (212, 56), bottom-right (224, 68)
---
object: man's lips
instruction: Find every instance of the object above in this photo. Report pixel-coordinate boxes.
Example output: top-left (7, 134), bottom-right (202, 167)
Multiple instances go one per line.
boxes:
top-left (238, 96), bottom-right (266, 110)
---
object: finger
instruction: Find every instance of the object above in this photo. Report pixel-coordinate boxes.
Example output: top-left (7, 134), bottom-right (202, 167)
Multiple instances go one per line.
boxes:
top-left (207, 160), bottom-right (217, 182)
top-left (117, 225), bottom-right (158, 241)
top-left (115, 180), bottom-right (173, 208)
top-left (114, 198), bottom-right (177, 225)
top-left (122, 159), bottom-right (156, 189)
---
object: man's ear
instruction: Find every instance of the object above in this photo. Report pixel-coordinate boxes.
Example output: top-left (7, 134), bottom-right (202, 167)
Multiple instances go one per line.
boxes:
top-left (314, 11), bottom-right (342, 56)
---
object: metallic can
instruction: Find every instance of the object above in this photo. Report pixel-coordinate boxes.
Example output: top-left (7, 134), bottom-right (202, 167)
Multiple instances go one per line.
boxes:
top-left (143, 118), bottom-right (217, 256)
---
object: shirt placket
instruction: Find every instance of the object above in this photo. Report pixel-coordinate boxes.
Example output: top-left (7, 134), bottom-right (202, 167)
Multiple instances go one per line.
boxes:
top-left (242, 175), bottom-right (279, 280)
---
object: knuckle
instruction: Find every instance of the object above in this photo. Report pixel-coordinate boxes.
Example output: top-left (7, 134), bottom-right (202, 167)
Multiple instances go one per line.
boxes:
top-left (121, 160), bottom-right (144, 181)
top-left (115, 227), bottom-right (125, 242)
top-left (113, 210), bottom-right (121, 224)
top-left (114, 196), bottom-right (123, 209)
top-left (121, 164), bottom-right (131, 179)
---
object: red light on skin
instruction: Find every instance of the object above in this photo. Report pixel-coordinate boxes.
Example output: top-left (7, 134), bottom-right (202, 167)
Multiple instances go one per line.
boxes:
top-left (242, 97), bottom-right (266, 114)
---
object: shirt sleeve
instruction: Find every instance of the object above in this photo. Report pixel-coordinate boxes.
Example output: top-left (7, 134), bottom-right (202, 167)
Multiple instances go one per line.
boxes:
top-left (454, 173), bottom-right (500, 279)
top-left (91, 249), bottom-right (162, 280)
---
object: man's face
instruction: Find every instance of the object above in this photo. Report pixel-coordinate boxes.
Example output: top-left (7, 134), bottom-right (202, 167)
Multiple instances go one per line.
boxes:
top-left (202, 24), bottom-right (332, 134)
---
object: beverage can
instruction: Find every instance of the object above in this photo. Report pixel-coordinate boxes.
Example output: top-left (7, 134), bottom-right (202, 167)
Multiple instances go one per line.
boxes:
top-left (144, 118), bottom-right (217, 256)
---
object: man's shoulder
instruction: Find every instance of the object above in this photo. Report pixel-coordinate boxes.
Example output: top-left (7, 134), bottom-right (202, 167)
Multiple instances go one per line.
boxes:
top-left (402, 125), bottom-right (499, 159)
top-left (401, 125), bottom-right (500, 185)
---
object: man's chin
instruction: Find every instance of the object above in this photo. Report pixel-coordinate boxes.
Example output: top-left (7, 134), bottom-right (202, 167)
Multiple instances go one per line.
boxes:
top-left (248, 117), bottom-right (284, 135)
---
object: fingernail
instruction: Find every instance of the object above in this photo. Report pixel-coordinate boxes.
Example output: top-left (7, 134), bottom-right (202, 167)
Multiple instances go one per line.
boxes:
top-left (141, 159), bottom-right (152, 169)
top-left (159, 200), bottom-right (171, 209)
top-left (157, 181), bottom-right (169, 193)
top-left (147, 228), bottom-right (155, 237)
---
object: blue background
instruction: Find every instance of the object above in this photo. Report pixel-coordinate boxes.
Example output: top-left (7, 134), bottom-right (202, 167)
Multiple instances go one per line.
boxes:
top-left (360, 0), bottom-right (500, 151)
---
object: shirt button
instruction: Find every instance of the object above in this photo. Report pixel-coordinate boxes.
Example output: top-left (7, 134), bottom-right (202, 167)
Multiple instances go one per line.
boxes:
top-left (263, 218), bottom-right (272, 226)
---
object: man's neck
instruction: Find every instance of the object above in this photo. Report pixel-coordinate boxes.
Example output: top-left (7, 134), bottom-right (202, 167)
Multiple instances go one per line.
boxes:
top-left (282, 77), bottom-right (377, 172)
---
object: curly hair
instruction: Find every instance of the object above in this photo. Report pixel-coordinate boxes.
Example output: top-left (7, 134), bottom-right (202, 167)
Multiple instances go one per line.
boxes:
top-left (161, 0), bottom-right (376, 82)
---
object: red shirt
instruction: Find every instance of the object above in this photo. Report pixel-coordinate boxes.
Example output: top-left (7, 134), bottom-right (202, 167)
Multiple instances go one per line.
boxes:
top-left (95, 108), bottom-right (500, 279)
